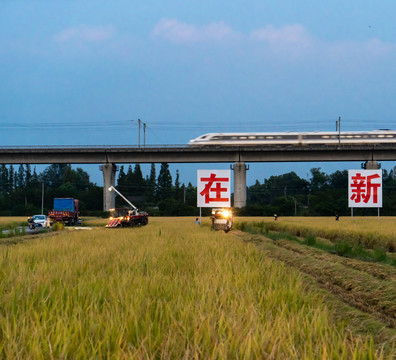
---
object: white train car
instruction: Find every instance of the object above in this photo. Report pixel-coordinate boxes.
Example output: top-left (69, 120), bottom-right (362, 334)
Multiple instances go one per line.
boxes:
top-left (188, 131), bottom-right (396, 146)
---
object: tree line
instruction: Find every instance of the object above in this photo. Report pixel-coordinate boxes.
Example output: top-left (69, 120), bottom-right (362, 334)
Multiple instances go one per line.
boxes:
top-left (0, 163), bottom-right (395, 216)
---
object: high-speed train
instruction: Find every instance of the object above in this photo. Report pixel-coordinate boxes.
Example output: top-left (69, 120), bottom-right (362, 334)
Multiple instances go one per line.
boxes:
top-left (188, 131), bottom-right (396, 146)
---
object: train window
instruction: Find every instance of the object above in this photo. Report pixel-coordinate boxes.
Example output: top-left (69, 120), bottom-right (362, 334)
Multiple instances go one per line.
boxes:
top-left (354, 135), bottom-right (361, 138)
top-left (331, 136), bottom-right (337, 139)
top-left (378, 135), bottom-right (385, 138)
top-left (363, 135), bottom-right (369, 138)
top-left (239, 136), bottom-right (247, 140)
top-left (258, 136), bottom-right (265, 139)
top-left (346, 135), bottom-right (353, 138)
top-left (371, 135), bottom-right (377, 138)
top-left (386, 135), bottom-right (393, 138)
top-left (322, 135), bottom-right (330, 139)
top-left (276, 136), bottom-right (282, 139)
top-left (266, 136), bottom-right (274, 139)
top-left (212, 137), bottom-right (220, 140)
top-left (231, 136), bottom-right (238, 139)
top-left (248, 136), bottom-right (256, 139)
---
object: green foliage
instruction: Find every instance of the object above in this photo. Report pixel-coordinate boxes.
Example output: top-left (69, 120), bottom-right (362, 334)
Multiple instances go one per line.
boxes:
top-left (304, 234), bottom-right (317, 246)
top-left (51, 222), bottom-right (64, 231)
top-left (334, 242), bottom-right (353, 256)
top-left (373, 247), bottom-right (387, 262)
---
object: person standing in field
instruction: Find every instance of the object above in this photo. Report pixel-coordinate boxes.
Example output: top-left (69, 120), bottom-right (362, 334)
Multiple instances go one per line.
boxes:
top-left (274, 214), bottom-right (278, 221)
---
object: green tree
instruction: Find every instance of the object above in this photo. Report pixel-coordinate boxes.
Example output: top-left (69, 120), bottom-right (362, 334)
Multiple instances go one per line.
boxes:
top-left (310, 167), bottom-right (329, 193)
top-left (174, 169), bottom-right (181, 201)
top-left (144, 163), bottom-right (157, 203)
top-left (8, 165), bottom-right (15, 193)
top-left (0, 165), bottom-right (8, 195)
top-left (16, 164), bottom-right (25, 189)
top-left (25, 164), bottom-right (32, 187)
top-left (117, 165), bottom-right (126, 188)
top-left (133, 164), bottom-right (145, 194)
top-left (157, 163), bottom-right (172, 201)
top-left (41, 164), bottom-right (68, 188)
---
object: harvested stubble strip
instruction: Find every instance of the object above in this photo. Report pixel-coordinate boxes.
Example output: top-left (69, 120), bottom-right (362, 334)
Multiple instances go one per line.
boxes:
top-left (236, 231), bottom-right (396, 332)
top-left (276, 240), bottom-right (395, 328)
top-left (277, 239), bottom-right (396, 281)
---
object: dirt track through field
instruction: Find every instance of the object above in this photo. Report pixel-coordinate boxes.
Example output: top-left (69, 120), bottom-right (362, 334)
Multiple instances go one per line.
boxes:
top-left (232, 231), bottom-right (396, 331)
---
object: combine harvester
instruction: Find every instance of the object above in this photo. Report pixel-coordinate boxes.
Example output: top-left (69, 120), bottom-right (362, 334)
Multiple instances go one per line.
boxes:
top-left (106, 186), bottom-right (149, 228)
top-left (211, 208), bottom-right (233, 233)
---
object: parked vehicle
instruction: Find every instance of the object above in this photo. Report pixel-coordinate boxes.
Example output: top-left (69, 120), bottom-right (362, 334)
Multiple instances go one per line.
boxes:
top-left (28, 214), bottom-right (51, 229)
top-left (106, 186), bottom-right (149, 228)
top-left (211, 208), bottom-right (233, 233)
top-left (48, 198), bottom-right (80, 226)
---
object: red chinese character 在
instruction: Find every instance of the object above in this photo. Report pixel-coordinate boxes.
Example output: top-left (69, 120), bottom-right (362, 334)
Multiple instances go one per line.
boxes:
top-left (200, 173), bottom-right (229, 204)
top-left (350, 173), bottom-right (381, 204)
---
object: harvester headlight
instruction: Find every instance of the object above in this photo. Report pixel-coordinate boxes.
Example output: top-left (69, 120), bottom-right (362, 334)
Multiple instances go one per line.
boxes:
top-left (109, 217), bottom-right (113, 220)
top-left (222, 210), bottom-right (230, 218)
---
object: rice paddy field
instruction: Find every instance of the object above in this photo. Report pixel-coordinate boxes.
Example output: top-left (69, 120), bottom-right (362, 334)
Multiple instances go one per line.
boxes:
top-left (0, 217), bottom-right (394, 359)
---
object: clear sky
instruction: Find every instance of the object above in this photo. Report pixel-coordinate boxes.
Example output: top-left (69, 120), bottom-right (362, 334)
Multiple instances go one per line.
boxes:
top-left (1, 1), bottom-right (396, 185)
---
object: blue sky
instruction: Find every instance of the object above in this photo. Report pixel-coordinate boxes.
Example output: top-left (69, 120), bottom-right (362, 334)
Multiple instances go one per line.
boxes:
top-left (1, 1), bottom-right (396, 185)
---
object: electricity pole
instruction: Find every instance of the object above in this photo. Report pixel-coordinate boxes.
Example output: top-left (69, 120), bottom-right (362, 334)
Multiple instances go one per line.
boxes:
top-left (336, 116), bottom-right (341, 144)
top-left (138, 118), bottom-right (141, 148)
top-left (143, 123), bottom-right (146, 148)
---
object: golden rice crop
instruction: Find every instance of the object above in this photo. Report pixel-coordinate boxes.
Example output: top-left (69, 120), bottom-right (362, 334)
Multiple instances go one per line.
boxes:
top-left (0, 218), bottom-right (390, 359)
top-left (237, 216), bottom-right (396, 251)
top-left (0, 216), bottom-right (26, 227)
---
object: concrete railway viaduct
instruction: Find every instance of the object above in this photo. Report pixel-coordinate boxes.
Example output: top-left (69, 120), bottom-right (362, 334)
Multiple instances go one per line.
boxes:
top-left (0, 143), bottom-right (395, 210)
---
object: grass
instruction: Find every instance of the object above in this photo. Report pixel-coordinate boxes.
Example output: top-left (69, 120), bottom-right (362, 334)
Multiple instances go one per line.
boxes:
top-left (0, 217), bottom-right (390, 359)
top-left (81, 217), bottom-right (108, 227)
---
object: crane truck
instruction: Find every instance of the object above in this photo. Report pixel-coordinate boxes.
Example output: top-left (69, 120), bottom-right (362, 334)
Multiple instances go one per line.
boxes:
top-left (106, 186), bottom-right (149, 228)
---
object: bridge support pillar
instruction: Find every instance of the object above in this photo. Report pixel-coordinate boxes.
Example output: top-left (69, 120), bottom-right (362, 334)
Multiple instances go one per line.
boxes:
top-left (232, 162), bottom-right (248, 208)
top-left (100, 164), bottom-right (118, 211)
top-left (362, 161), bottom-right (381, 170)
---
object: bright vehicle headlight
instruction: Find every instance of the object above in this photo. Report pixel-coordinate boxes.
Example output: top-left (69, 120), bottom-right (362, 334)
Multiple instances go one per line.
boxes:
top-left (222, 210), bottom-right (230, 218)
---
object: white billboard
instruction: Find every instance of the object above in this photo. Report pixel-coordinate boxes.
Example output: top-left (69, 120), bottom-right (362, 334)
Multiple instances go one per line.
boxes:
top-left (348, 169), bottom-right (382, 208)
top-left (197, 170), bottom-right (231, 208)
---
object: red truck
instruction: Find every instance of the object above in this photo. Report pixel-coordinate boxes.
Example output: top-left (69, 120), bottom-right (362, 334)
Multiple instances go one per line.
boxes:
top-left (48, 198), bottom-right (80, 226)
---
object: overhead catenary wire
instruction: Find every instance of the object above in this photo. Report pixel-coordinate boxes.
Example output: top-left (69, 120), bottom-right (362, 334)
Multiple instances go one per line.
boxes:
top-left (0, 119), bottom-right (394, 141)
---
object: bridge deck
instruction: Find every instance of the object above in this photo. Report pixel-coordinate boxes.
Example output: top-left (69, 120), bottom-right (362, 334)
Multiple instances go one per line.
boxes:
top-left (0, 144), bottom-right (395, 164)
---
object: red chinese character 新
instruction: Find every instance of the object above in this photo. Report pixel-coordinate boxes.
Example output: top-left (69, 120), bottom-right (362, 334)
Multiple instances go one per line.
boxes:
top-left (350, 173), bottom-right (380, 204)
